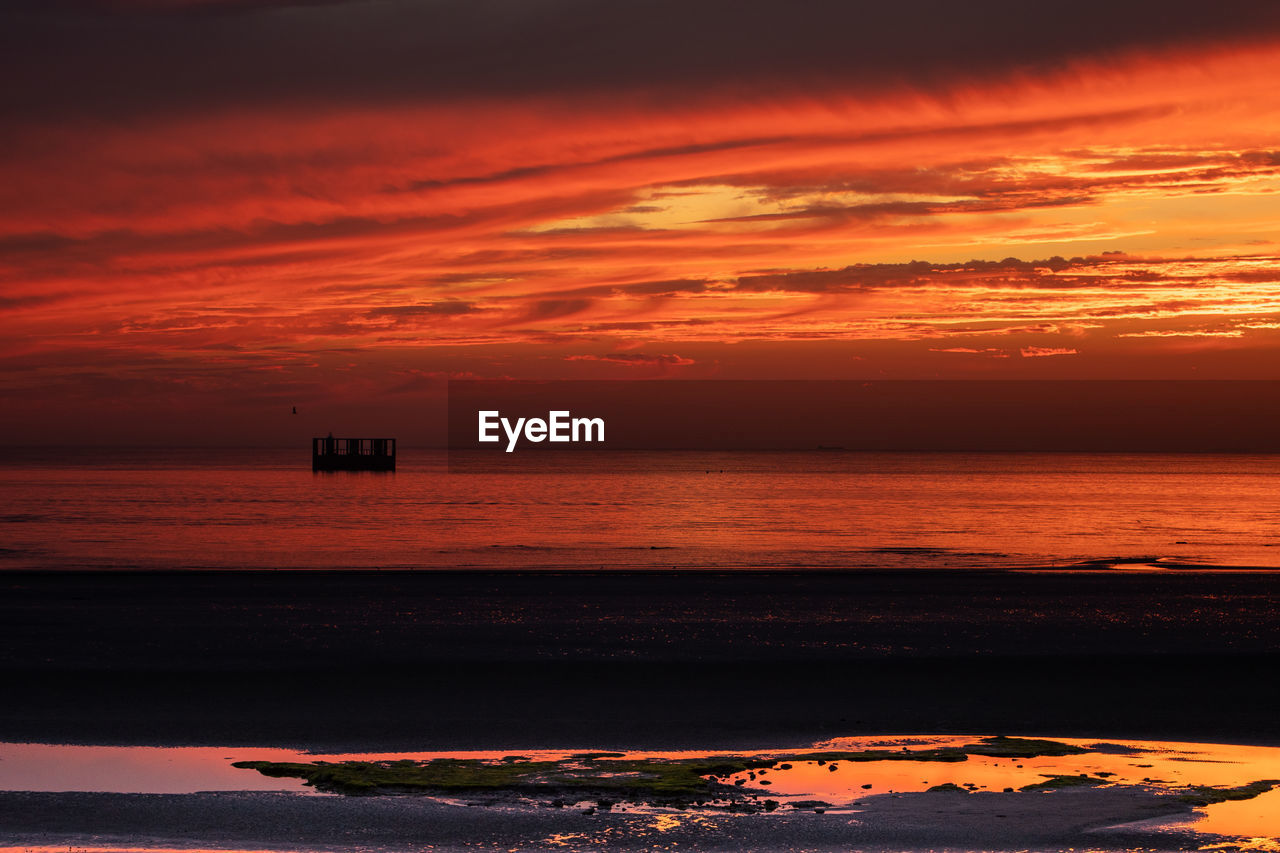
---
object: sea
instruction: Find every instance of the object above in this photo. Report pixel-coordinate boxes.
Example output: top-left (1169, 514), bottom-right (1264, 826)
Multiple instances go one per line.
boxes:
top-left (3, 448), bottom-right (1280, 571)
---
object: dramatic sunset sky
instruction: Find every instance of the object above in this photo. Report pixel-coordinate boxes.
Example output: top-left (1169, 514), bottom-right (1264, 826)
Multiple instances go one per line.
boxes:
top-left (4, 1), bottom-right (1280, 443)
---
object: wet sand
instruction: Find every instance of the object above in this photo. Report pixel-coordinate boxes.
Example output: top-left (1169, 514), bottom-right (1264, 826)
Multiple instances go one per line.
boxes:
top-left (1, 568), bottom-right (1278, 750)
top-left (0, 786), bottom-right (1209, 852)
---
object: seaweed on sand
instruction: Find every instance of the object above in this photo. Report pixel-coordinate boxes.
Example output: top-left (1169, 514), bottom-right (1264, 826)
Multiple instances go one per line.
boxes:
top-left (1177, 779), bottom-right (1280, 806)
top-left (233, 736), bottom-right (1092, 802)
top-left (1020, 774), bottom-right (1111, 791)
top-left (960, 736), bottom-right (1088, 758)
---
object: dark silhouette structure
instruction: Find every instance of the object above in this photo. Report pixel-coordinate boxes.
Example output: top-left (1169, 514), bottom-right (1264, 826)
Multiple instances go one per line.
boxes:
top-left (312, 436), bottom-right (396, 471)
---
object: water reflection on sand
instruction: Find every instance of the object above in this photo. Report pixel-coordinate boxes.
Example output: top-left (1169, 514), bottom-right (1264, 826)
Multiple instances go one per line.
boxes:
top-left (1, 736), bottom-right (1277, 849)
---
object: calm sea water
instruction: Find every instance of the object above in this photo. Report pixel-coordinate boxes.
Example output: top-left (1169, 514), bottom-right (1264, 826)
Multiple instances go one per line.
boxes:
top-left (2, 449), bottom-right (1279, 570)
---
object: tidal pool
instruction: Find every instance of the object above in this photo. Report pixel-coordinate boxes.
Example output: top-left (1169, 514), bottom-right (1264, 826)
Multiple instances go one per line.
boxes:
top-left (1, 736), bottom-right (1277, 849)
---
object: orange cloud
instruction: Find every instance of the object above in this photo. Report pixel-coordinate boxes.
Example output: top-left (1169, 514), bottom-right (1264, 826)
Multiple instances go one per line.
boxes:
top-left (6, 8), bottom-right (1280, 441)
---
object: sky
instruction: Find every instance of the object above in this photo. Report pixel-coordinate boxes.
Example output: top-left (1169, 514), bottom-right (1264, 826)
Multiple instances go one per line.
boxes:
top-left (4, 1), bottom-right (1280, 444)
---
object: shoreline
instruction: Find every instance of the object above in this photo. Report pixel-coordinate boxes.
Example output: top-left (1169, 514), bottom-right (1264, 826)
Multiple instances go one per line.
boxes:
top-left (5, 736), bottom-right (1277, 851)
top-left (3, 568), bottom-right (1277, 848)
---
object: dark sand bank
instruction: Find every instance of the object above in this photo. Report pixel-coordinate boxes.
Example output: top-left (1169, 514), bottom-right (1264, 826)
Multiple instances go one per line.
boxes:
top-left (1, 569), bottom-right (1278, 749)
top-left (0, 787), bottom-right (1206, 852)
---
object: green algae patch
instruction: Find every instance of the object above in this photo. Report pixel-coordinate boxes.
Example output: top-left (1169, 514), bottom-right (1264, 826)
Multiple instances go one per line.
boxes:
top-left (232, 738), bottom-right (1095, 802)
top-left (1020, 774), bottom-right (1111, 791)
top-left (783, 737), bottom-right (1087, 767)
top-left (233, 755), bottom-right (747, 800)
top-left (757, 748), bottom-right (968, 767)
top-left (960, 736), bottom-right (1088, 758)
top-left (1177, 779), bottom-right (1280, 807)
top-left (790, 799), bottom-right (833, 810)
top-left (927, 782), bottom-right (970, 793)
top-left (233, 748), bottom-right (974, 799)
top-left (231, 758), bottom-right (563, 794)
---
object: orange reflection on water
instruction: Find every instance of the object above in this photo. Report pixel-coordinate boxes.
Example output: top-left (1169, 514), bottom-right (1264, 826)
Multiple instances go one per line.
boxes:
top-left (716, 736), bottom-right (1280, 844)
top-left (729, 736), bottom-right (1280, 801)
top-left (0, 743), bottom-right (313, 794)
top-left (1187, 789), bottom-right (1280, 849)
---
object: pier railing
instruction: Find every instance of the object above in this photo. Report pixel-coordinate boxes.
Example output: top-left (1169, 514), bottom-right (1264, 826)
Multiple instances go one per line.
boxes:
top-left (312, 437), bottom-right (396, 471)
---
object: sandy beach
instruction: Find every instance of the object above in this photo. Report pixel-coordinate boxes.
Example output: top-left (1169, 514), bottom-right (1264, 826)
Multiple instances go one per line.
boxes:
top-left (0, 786), bottom-right (1212, 852)
top-left (3, 734), bottom-right (1277, 851)
top-left (2, 569), bottom-right (1278, 750)
top-left (2, 569), bottom-right (1277, 850)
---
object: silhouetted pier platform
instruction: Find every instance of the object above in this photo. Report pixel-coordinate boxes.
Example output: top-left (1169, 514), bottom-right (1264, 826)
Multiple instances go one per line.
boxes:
top-left (312, 437), bottom-right (396, 471)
